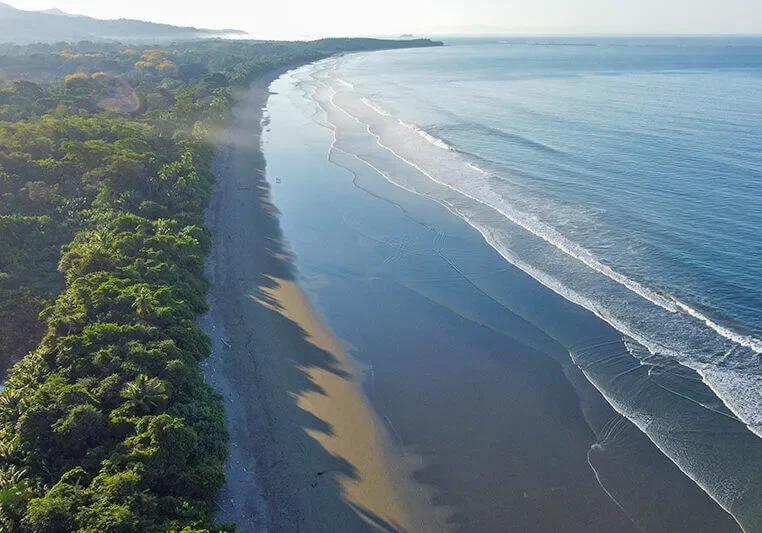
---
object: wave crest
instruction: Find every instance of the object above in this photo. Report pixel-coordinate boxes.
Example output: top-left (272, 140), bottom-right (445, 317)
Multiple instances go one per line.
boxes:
top-left (361, 97), bottom-right (391, 116)
top-left (398, 120), bottom-right (454, 151)
top-left (336, 78), bottom-right (354, 89)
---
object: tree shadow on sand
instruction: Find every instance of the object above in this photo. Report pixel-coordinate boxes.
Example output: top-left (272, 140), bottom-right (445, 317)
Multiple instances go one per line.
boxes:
top-left (206, 98), bottom-right (406, 533)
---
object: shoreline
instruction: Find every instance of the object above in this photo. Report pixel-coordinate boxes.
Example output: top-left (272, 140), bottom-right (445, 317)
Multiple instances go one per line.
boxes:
top-left (199, 66), bottom-right (422, 532)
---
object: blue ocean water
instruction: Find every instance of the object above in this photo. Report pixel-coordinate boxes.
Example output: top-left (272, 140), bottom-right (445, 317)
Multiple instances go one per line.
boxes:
top-left (307, 37), bottom-right (762, 431)
top-left (337, 36), bottom-right (762, 339)
top-left (275, 37), bottom-right (762, 527)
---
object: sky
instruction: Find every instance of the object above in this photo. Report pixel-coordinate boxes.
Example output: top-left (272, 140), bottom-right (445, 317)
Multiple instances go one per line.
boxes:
top-left (5, 0), bottom-right (762, 38)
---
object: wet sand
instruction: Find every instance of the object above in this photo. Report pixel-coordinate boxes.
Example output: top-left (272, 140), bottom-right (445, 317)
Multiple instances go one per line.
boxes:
top-left (199, 72), bottom-right (420, 532)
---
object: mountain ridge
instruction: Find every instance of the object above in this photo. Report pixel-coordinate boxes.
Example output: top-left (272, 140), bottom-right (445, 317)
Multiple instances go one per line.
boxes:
top-left (0, 2), bottom-right (246, 44)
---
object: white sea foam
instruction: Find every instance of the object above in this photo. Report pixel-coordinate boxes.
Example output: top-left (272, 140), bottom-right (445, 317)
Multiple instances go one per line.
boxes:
top-left (398, 120), bottom-right (454, 151)
top-left (336, 78), bottom-right (354, 89)
top-left (468, 163), bottom-right (492, 176)
top-left (361, 97), bottom-right (392, 117)
top-left (362, 97), bottom-right (453, 151)
top-left (581, 344), bottom-right (743, 526)
top-left (668, 296), bottom-right (762, 354)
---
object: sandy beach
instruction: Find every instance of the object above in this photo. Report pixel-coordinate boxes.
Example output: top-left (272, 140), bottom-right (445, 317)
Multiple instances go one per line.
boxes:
top-left (199, 70), bottom-right (418, 532)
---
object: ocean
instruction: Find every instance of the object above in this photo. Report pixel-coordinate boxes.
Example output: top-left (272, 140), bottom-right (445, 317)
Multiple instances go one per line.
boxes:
top-left (263, 37), bottom-right (762, 531)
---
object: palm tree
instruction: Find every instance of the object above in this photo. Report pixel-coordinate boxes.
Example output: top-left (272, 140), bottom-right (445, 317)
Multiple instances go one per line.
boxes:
top-left (0, 390), bottom-right (19, 422)
top-left (0, 466), bottom-right (26, 490)
top-left (155, 218), bottom-right (173, 235)
top-left (131, 286), bottom-right (154, 316)
top-left (0, 465), bottom-right (30, 532)
top-left (0, 442), bottom-right (17, 463)
top-left (121, 374), bottom-right (167, 414)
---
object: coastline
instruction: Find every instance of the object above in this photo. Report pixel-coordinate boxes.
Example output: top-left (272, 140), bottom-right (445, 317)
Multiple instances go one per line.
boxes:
top-left (199, 67), bottom-right (420, 532)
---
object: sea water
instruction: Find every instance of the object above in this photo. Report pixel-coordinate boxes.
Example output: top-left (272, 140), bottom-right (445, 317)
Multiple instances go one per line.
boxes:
top-left (280, 36), bottom-right (762, 529)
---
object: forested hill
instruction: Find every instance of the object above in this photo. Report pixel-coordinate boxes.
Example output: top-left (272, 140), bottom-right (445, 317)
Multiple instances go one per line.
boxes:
top-left (0, 37), bottom-right (441, 532)
top-left (310, 37), bottom-right (444, 52)
top-left (0, 2), bottom-right (245, 45)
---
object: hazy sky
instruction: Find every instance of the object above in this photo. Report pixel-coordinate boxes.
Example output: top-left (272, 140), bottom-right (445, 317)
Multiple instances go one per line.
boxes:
top-left (6, 0), bottom-right (762, 38)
